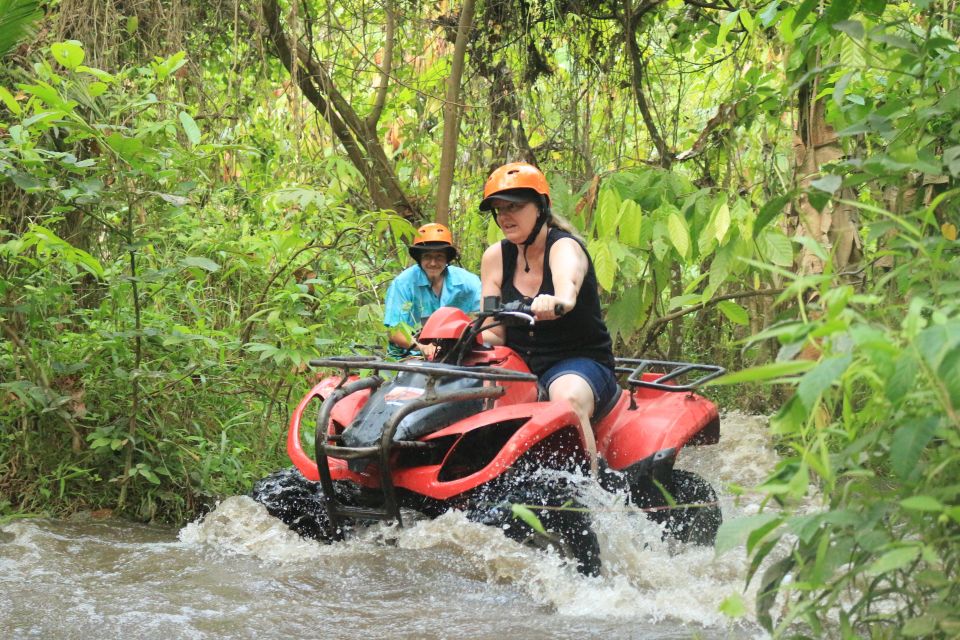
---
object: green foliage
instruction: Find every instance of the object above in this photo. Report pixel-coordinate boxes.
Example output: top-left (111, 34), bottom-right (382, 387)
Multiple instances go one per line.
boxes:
top-left (568, 167), bottom-right (786, 360)
top-left (0, 4), bottom-right (956, 635)
top-left (713, 185), bottom-right (959, 636)
top-left (0, 40), bottom-right (403, 522)
top-left (697, 2), bottom-right (960, 635)
top-left (0, 0), bottom-right (41, 59)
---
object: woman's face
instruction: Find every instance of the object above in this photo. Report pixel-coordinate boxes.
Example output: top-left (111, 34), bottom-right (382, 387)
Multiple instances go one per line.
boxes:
top-left (491, 199), bottom-right (538, 244)
top-left (417, 249), bottom-right (449, 281)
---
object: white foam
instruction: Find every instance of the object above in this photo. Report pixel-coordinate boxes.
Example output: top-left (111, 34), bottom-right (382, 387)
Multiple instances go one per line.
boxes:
top-left (175, 413), bottom-right (780, 635)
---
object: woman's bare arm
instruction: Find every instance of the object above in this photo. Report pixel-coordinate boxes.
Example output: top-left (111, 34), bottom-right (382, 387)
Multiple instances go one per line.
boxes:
top-left (479, 242), bottom-right (506, 345)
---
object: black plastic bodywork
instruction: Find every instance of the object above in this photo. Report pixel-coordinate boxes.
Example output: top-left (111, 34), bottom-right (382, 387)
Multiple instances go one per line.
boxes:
top-left (341, 371), bottom-right (485, 450)
top-left (307, 357), bottom-right (536, 534)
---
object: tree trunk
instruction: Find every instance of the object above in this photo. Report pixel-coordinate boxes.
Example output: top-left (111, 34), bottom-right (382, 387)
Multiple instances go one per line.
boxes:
top-left (784, 53), bottom-right (863, 281)
top-left (259, 0), bottom-right (418, 220)
top-left (435, 0), bottom-right (476, 225)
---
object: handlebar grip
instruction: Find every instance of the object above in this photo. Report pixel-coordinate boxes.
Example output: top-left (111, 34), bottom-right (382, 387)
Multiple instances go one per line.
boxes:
top-left (499, 300), bottom-right (565, 316)
top-left (502, 300), bottom-right (532, 314)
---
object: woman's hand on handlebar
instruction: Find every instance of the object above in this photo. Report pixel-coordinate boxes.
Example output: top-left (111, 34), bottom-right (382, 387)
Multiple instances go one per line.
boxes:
top-left (531, 294), bottom-right (570, 321)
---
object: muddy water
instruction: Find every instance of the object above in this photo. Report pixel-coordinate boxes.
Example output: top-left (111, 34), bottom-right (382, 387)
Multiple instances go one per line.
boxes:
top-left (1, 412), bottom-right (777, 640)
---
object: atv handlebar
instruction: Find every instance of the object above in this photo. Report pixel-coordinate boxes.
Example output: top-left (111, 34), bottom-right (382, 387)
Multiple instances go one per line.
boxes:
top-left (481, 297), bottom-right (564, 327)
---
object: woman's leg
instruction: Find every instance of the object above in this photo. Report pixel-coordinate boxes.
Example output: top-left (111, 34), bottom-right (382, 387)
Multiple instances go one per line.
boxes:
top-left (547, 374), bottom-right (599, 475)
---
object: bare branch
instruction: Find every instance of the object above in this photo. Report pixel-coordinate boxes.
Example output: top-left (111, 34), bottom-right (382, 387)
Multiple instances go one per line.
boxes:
top-left (365, 0), bottom-right (396, 129)
top-left (435, 0), bottom-right (476, 225)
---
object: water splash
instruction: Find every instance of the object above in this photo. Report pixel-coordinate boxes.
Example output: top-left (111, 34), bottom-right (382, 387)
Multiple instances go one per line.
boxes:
top-left (181, 412), bottom-right (779, 635)
top-left (1, 413), bottom-right (779, 639)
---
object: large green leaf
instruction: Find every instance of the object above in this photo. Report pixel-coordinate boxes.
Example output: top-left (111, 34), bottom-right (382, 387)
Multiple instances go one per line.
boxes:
top-left (25, 225), bottom-right (105, 278)
top-left (757, 230), bottom-right (794, 267)
top-left (589, 238), bottom-right (615, 291)
top-left (915, 321), bottom-right (960, 371)
top-left (756, 555), bottom-right (794, 632)
top-left (708, 360), bottom-right (815, 386)
top-left (885, 352), bottom-right (918, 403)
top-left (717, 10), bottom-right (741, 45)
top-left (716, 300), bottom-right (749, 325)
top-left (178, 111), bottom-right (202, 146)
top-left (0, 0), bottom-right (42, 59)
top-left (753, 191), bottom-right (794, 239)
top-left (900, 496), bottom-right (945, 512)
top-left (618, 198), bottom-right (643, 248)
top-left (867, 546), bottom-right (920, 574)
top-left (718, 593), bottom-right (746, 618)
top-left (704, 241), bottom-right (734, 298)
top-left (796, 354), bottom-right (853, 409)
top-left (180, 256), bottom-right (221, 272)
top-left (0, 85), bottom-right (20, 114)
top-left (596, 187), bottom-right (622, 238)
top-left (890, 417), bottom-right (939, 480)
top-left (713, 201), bottom-right (731, 243)
top-left (667, 209), bottom-right (690, 259)
top-left (605, 284), bottom-right (643, 343)
top-left (715, 512), bottom-right (781, 556)
top-left (51, 40), bottom-right (85, 70)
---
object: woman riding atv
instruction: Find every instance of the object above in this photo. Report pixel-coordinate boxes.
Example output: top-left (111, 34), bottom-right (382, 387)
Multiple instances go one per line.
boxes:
top-left (478, 162), bottom-right (618, 476)
top-left (249, 166), bottom-right (723, 574)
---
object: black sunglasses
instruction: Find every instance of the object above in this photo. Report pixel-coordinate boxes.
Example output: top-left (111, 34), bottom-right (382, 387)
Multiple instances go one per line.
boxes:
top-left (492, 201), bottom-right (531, 216)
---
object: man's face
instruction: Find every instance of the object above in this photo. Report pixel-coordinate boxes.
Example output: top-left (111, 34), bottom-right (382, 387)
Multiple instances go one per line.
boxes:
top-left (418, 250), bottom-right (449, 280)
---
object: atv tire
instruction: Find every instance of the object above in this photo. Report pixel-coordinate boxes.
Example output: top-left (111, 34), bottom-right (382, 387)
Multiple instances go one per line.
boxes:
top-left (631, 469), bottom-right (721, 546)
top-left (464, 469), bottom-right (602, 576)
top-left (251, 467), bottom-right (344, 541)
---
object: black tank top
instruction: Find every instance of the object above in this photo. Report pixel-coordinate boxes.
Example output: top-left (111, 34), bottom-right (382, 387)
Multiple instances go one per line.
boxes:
top-left (500, 228), bottom-right (615, 377)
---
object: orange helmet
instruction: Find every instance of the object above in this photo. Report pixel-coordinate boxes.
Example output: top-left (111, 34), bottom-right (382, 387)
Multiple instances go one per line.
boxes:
top-left (479, 162), bottom-right (550, 211)
top-left (409, 222), bottom-right (458, 262)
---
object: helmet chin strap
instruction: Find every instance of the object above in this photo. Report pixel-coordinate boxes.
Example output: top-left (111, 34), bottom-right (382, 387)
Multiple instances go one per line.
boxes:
top-left (520, 203), bottom-right (549, 273)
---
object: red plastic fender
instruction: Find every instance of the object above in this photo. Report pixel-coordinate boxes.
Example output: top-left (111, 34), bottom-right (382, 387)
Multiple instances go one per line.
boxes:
top-left (287, 377), bottom-right (369, 481)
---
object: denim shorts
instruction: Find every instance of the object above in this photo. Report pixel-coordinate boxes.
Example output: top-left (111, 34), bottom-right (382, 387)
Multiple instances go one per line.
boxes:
top-left (539, 357), bottom-right (620, 420)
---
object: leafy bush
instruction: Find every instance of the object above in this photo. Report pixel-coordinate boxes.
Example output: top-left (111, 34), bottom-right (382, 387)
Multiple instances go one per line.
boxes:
top-left (0, 41), bottom-right (404, 522)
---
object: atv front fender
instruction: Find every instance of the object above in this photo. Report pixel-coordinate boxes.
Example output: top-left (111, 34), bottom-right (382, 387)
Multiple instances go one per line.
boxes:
top-left (288, 376), bottom-right (370, 481)
top-left (392, 400), bottom-right (583, 500)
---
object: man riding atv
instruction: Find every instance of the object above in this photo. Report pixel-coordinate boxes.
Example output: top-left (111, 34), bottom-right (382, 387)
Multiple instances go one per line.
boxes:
top-left (384, 222), bottom-right (480, 359)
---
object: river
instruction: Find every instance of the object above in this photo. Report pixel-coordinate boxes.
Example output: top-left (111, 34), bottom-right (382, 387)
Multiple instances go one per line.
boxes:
top-left (1, 412), bottom-right (777, 639)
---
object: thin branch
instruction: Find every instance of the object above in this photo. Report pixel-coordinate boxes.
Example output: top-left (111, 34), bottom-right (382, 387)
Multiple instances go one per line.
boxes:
top-left (622, 0), bottom-right (673, 167)
top-left (365, 0), bottom-right (395, 129)
top-left (640, 288), bottom-right (786, 352)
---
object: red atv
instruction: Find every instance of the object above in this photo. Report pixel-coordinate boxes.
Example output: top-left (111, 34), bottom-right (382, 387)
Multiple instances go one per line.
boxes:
top-left (252, 297), bottom-right (725, 575)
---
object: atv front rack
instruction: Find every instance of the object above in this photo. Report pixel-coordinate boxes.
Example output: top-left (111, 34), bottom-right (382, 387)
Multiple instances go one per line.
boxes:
top-left (308, 357), bottom-right (538, 531)
top-left (310, 356), bottom-right (541, 382)
top-left (614, 358), bottom-right (726, 392)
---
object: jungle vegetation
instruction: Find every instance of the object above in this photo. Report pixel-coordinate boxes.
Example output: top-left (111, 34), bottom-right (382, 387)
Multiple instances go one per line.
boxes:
top-left (1, 0), bottom-right (957, 636)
